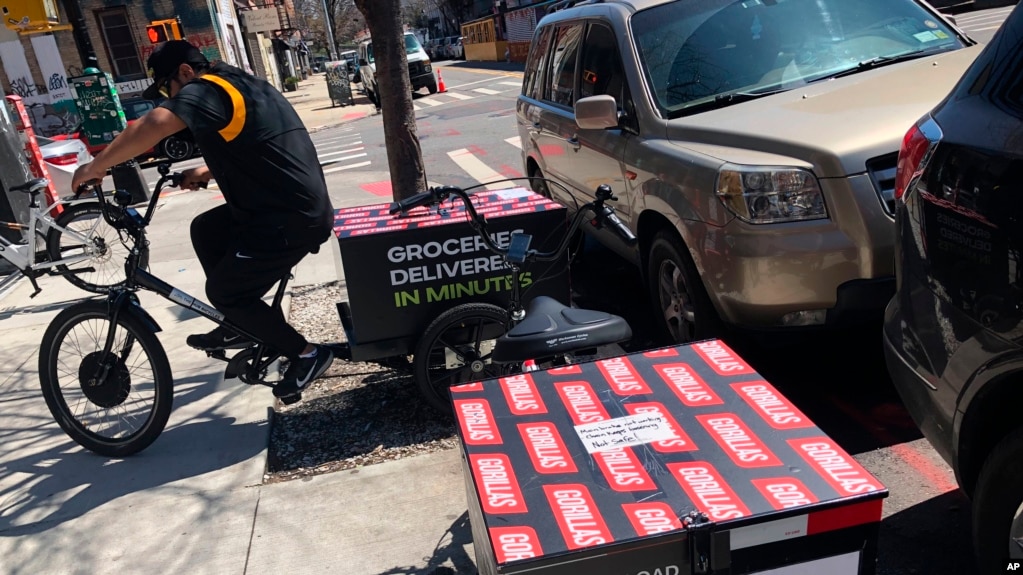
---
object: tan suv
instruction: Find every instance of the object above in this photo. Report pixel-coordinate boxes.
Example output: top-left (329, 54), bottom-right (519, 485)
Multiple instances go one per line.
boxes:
top-left (517, 0), bottom-right (979, 343)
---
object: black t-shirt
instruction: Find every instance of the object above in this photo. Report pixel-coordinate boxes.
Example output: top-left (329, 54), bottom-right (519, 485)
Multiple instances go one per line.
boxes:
top-left (160, 63), bottom-right (332, 249)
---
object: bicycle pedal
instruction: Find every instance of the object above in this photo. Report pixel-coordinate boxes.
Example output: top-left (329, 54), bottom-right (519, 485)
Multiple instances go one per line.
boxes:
top-left (206, 349), bottom-right (228, 361)
top-left (279, 393), bottom-right (302, 406)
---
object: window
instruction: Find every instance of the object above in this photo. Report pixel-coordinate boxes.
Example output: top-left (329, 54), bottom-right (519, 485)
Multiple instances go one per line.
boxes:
top-left (547, 23), bottom-right (584, 107)
top-left (96, 8), bottom-right (143, 79)
top-left (523, 25), bottom-right (553, 100)
top-left (579, 23), bottom-right (626, 104)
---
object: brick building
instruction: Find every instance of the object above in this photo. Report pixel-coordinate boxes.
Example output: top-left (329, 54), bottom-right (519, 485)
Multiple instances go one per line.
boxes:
top-left (0, 0), bottom-right (267, 136)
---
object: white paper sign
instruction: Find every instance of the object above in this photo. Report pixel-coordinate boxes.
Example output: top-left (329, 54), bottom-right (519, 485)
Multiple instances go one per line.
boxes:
top-left (244, 8), bottom-right (281, 34)
top-left (574, 413), bottom-right (678, 453)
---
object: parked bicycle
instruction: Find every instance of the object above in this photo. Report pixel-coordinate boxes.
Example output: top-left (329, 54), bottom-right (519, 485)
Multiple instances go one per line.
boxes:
top-left (394, 181), bottom-right (637, 413)
top-left (38, 173), bottom-right (636, 456)
top-left (1, 177), bottom-right (146, 296)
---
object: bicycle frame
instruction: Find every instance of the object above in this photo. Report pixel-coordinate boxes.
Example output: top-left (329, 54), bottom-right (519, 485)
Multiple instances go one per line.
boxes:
top-left (0, 195), bottom-right (105, 272)
top-left (91, 168), bottom-right (300, 386)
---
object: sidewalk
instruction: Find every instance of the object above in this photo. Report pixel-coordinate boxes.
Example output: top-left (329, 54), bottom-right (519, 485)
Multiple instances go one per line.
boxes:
top-left (0, 71), bottom-right (477, 574)
top-left (284, 72), bottom-right (378, 133)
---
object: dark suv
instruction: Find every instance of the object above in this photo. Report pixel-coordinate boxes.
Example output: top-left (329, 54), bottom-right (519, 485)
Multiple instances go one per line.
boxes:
top-left (883, 3), bottom-right (1023, 571)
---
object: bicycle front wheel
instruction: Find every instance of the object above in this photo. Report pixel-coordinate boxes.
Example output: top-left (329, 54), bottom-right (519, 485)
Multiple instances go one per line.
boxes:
top-left (39, 300), bottom-right (173, 457)
top-left (413, 303), bottom-right (513, 414)
top-left (46, 202), bottom-right (148, 294)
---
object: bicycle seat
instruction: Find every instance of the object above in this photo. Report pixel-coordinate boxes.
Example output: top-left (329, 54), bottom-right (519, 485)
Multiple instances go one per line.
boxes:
top-left (11, 178), bottom-right (48, 194)
top-left (492, 296), bottom-right (632, 363)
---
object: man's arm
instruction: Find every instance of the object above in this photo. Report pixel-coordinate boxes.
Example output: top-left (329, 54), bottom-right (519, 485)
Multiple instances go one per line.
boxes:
top-left (72, 107), bottom-right (188, 190)
top-left (94, 107), bottom-right (187, 169)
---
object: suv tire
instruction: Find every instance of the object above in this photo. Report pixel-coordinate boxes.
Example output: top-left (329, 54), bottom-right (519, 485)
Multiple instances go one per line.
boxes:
top-left (160, 135), bottom-right (193, 162)
top-left (647, 229), bottom-right (720, 344)
top-left (973, 426), bottom-right (1023, 572)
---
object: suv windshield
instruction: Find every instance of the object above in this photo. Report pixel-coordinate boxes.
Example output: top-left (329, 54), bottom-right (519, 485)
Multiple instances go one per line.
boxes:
top-left (632, 0), bottom-right (965, 117)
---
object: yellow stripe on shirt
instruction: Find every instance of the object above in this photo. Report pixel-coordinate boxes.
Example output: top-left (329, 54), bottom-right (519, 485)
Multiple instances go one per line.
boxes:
top-left (202, 74), bottom-right (246, 142)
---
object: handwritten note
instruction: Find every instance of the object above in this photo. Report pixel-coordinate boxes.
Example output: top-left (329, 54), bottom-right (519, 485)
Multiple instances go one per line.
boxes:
top-left (574, 413), bottom-right (678, 454)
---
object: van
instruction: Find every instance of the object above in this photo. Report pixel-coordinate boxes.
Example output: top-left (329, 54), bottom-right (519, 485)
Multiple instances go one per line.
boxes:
top-left (358, 32), bottom-right (437, 107)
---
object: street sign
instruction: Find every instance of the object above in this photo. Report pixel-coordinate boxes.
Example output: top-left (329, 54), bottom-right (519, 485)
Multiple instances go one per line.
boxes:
top-left (243, 8), bottom-right (280, 34)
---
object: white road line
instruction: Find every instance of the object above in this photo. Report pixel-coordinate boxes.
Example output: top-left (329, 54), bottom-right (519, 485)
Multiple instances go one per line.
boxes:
top-left (314, 134), bottom-right (359, 143)
top-left (448, 77), bottom-right (502, 90)
top-left (956, 9), bottom-right (1014, 24)
top-left (316, 142), bottom-right (363, 152)
top-left (498, 81), bottom-right (521, 87)
top-left (447, 148), bottom-right (514, 190)
top-left (413, 105), bottom-right (423, 111)
top-left (417, 97), bottom-right (444, 107)
top-left (472, 88), bottom-right (502, 95)
top-left (319, 152), bottom-right (368, 164)
top-left (967, 24), bottom-right (1004, 31)
top-left (322, 161), bottom-right (371, 174)
top-left (505, 136), bottom-right (521, 149)
top-left (445, 92), bottom-right (474, 100)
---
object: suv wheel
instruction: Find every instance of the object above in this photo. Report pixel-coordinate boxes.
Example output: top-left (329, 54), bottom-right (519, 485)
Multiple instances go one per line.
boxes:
top-left (973, 427), bottom-right (1023, 572)
top-left (647, 229), bottom-right (720, 344)
top-left (528, 166), bottom-right (552, 199)
top-left (161, 136), bottom-right (193, 162)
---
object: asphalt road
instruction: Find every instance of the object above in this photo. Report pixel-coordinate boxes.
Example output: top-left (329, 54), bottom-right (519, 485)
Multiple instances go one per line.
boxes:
top-left (128, 9), bottom-right (1016, 571)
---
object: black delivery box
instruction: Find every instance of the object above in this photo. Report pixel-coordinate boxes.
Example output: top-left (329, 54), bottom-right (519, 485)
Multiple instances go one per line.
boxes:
top-left (454, 339), bottom-right (888, 575)
top-left (334, 188), bottom-right (569, 361)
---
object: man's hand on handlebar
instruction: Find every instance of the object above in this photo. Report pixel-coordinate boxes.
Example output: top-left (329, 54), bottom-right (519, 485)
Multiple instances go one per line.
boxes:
top-left (179, 166), bottom-right (212, 190)
top-left (71, 161), bottom-right (107, 194)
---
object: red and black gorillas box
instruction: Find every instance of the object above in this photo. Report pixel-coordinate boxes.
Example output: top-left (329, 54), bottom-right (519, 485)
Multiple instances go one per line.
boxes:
top-left (454, 339), bottom-right (888, 575)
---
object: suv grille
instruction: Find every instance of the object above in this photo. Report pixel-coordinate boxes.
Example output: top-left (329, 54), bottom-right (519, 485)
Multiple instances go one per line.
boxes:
top-left (409, 61), bottom-right (425, 76)
top-left (866, 153), bottom-right (898, 216)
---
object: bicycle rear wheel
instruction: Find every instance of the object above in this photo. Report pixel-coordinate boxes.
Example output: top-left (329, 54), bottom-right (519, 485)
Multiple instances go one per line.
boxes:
top-left (39, 300), bottom-right (173, 457)
top-left (46, 202), bottom-right (148, 294)
top-left (413, 303), bottom-right (513, 414)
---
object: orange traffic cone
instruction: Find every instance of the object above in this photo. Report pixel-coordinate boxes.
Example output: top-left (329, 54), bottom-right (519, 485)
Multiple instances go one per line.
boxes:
top-left (436, 69), bottom-right (447, 93)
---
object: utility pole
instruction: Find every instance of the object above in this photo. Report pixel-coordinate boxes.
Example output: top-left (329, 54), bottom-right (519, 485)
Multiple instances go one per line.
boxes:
top-left (60, 0), bottom-right (99, 70)
top-left (320, 0), bottom-right (338, 60)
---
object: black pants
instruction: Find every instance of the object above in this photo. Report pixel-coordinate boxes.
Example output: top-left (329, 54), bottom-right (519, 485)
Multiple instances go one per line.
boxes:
top-left (190, 204), bottom-right (316, 359)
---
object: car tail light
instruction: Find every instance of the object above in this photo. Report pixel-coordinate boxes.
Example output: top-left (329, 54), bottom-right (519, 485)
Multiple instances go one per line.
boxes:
top-left (894, 116), bottom-right (942, 201)
top-left (47, 152), bottom-right (78, 166)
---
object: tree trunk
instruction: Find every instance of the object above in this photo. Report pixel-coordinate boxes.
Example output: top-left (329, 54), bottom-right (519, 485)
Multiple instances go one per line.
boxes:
top-left (354, 0), bottom-right (428, 201)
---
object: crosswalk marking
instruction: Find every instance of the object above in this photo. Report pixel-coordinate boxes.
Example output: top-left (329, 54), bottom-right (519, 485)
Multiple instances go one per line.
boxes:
top-left (314, 134), bottom-right (359, 144)
top-left (417, 97), bottom-right (444, 107)
top-left (505, 136), bottom-right (521, 149)
top-left (323, 161), bottom-right (371, 174)
top-left (317, 145), bottom-right (364, 157)
top-left (498, 81), bottom-right (521, 87)
top-left (319, 152), bottom-right (367, 165)
top-left (447, 148), bottom-right (515, 190)
top-left (445, 92), bottom-right (474, 100)
top-left (472, 88), bottom-right (501, 95)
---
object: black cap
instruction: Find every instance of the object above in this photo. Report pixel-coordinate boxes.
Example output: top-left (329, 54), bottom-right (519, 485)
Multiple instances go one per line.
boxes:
top-left (142, 40), bottom-right (209, 100)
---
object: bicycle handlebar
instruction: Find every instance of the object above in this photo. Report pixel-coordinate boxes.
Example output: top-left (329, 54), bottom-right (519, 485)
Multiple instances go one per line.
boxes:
top-left (388, 181), bottom-right (637, 264)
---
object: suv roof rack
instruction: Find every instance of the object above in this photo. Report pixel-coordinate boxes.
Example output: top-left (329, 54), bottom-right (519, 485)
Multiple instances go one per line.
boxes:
top-left (546, 0), bottom-right (605, 15)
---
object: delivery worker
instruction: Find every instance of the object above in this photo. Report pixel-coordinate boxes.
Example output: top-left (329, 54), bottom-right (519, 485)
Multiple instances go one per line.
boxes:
top-left (71, 40), bottom-right (335, 400)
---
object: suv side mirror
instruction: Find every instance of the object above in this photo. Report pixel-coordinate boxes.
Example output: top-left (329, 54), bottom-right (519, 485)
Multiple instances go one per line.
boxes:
top-left (575, 95), bottom-right (620, 130)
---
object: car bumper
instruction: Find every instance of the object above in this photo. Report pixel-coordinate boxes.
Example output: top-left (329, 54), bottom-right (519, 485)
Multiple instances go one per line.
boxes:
top-left (696, 173), bottom-right (894, 327)
top-left (882, 297), bottom-right (957, 470)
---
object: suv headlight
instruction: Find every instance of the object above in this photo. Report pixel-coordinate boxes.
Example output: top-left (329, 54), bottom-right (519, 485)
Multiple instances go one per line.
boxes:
top-left (715, 165), bottom-right (828, 224)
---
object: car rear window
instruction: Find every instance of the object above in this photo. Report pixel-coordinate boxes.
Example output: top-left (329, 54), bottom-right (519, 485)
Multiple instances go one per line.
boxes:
top-left (632, 0), bottom-right (965, 116)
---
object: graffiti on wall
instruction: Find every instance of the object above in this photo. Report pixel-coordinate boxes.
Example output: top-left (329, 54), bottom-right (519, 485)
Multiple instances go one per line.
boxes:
top-left (9, 77), bottom-right (37, 98)
top-left (26, 102), bottom-right (80, 137)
